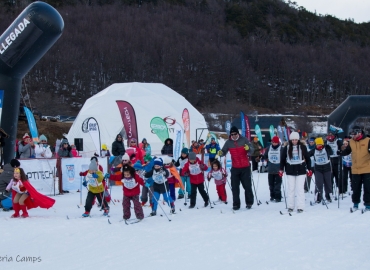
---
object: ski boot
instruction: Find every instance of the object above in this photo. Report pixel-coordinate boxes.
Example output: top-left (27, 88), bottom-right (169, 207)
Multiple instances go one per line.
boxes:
top-left (82, 212), bottom-right (90, 217)
top-left (353, 203), bottom-right (359, 211)
top-left (297, 209), bottom-right (304, 213)
top-left (288, 208), bottom-right (294, 213)
top-left (150, 211), bottom-right (156, 216)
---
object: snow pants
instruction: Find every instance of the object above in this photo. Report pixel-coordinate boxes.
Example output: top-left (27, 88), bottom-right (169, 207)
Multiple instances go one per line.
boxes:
top-left (352, 173), bottom-right (370, 206)
top-left (168, 183), bottom-right (176, 202)
top-left (314, 170), bottom-right (332, 201)
top-left (230, 167), bottom-right (254, 208)
top-left (190, 182), bottom-right (209, 206)
top-left (330, 158), bottom-right (341, 190)
top-left (85, 191), bottom-right (108, 212)
top-left (152, 191), bottom-right (173, 212)
top-left (178, 176), bottom-right (191, 196)
top-left (216, 183), bottom-right (227, 202)
top-left (140, 185), bottom-right (154, 204)
top-left (286, 174), bottom-right (306, 210)
top-left (268, 174), bottom-right (282, 201)
top-left (123, 195), bottom-right (144, 220)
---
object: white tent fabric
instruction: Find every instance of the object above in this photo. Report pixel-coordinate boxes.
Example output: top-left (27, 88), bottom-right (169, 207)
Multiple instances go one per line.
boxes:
top-left (67, 82), bottom-right (208, 156)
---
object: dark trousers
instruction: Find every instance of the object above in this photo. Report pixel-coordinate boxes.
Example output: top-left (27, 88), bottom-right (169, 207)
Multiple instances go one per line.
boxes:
top-left (85, 191), bottom-right (108, 212)
top-left (330, 158), bottom-right (341, 190)
top-left (314, 170), bottom-right (332, 201)
top-left (230, 167), bottom-right (254, 207)
top-left (351, 173), bottom-right (370, 206)
top-left (190, 183), bottom-right (209, 206)
top-left (268, 174), bottom-right (282, 200)
top-left (209, 157), bottom-right (216, 164)
top-left (342, 166), bottom-right (352, 193)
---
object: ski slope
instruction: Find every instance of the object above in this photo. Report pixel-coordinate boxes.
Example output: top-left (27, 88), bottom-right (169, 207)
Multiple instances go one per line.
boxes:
top-left (1, 171), bottom-right (369, 270)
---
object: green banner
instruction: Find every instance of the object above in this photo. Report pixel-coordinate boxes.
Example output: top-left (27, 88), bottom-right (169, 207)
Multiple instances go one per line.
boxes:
top-left (150, 117), bottom-right (169, 143)
top-left (255, 124), bottom-right (264, 147)
top-left (269, 125), bottom-right (275, 140)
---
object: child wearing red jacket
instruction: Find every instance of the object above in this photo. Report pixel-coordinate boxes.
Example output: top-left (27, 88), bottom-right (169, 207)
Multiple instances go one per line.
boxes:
top-left (207, 159), bottom-right (228, 204)
top-left (182, 152), bottom-right (209, 208)
top-left (121, 165), bottom-right (145, 221)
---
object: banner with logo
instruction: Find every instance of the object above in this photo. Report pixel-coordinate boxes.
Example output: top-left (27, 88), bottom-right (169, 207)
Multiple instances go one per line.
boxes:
top-left (255, 124), bottom-right (264, 147)
top-left (82, 117), bottom-right (101, 155)
top-left (244, 113), bottom-right (251, 141)
top-left (269, 125), bottom-right (275, 140)
top-left (24, 106), bottom-right (39, 142)
top-left (150, 117), bottom-right (169, 143)
top-left (61, 157), bottom-right (108, 191)
top-left (0, 90), bottom-right (3, 125)
top-left (116, 100), bottom-right (138, 147)
top-left (240, 111), bottom-right (245, 138)
top-left (225, 120), bottom-right (231, 136)
top-left (20, 159), bottom-right (57, 195)
top-left (172, 122), bottom-right (184, 161)
top-left (182, 108), bottom-right (190, 148)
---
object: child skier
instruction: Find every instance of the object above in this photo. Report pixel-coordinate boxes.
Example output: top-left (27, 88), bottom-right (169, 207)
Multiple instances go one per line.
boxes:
top-left (121, 165), bottom-right (145, 221)
top-left (163, 156), bottom-right (182, 202)
top-left (207, 159), bottom-right (228, 204)
top-left (182, 152), bottom-right (209, 208)
top-left (82, 160), bottom-right (109, 217)
top-left (175, 148), bottom-right (191, 199)
top-left (6, 167), bottom-right (55, 218)
top-left (144, 158), bottom-right (175, 216)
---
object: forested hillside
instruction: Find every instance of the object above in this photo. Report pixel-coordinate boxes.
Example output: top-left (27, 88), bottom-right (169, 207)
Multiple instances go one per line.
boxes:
top-left (1, 0), bottom-right (370, 116)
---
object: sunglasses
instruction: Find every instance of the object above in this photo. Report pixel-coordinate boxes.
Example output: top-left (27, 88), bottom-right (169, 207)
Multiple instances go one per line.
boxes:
top-left (230, 133), bottom-right (238, 136)
top-left (122, 160), bottom-right (129, 163)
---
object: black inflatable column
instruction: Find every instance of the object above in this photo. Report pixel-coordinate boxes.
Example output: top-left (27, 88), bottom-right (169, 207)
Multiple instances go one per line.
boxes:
top-left (0, 1), bottom-right (64, 163)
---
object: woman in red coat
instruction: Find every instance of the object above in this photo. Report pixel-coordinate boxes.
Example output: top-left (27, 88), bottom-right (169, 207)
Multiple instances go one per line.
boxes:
top-left (6, 168), bottom-right (55, 218)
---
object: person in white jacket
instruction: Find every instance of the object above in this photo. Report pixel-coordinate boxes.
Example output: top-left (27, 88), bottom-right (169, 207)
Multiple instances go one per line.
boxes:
top-left (34, 134), bottom-right (52, 158)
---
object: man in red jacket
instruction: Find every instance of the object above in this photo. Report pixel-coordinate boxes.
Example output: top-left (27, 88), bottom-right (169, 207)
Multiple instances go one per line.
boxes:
top-left (218, 126), bottom-right (254, 210)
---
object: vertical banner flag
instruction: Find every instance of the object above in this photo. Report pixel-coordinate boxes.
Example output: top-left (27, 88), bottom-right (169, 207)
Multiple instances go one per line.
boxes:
top-left (225, 120), bottom-right (231, 135)
top-left (255, 124), bottom-right (264, 147)
top-left (172, 122), bottom-right (184, 161)
top-left (150, 117), bottom-right (169, 143)
top-left (116, 101), bottom-right (138, 147)
top-left (182, 108), bottom-right (190, 148)
top-left (240, 111), bottom-right (245, 138)
top-left (206, 131), bottom-right (219, 144)
top-left (82, 117), bottom-right (101, 154)
top-left (0, 90), bottom-right (3, 125)
top-left (24, 106), bottom-right (39, 142)
top-left (244, 113), bottom-right (251, 141)
top-left (269, 125), bottom-right (275, 140)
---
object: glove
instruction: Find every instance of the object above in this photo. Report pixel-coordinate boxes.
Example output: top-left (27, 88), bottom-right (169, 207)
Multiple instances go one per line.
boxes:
top-left (217, 150), bottom-right (223, 157)
top-left (82, 180), bottom-right (87, 187)
top-left (79, 172), bottom-right (84, 176)
top-left (200, 164), bottom-right (207, 170)
top-left (244, 144), bottom-right (249, 151)
top-left (306, 170), bottom-right (313, 177)
top-left (104, 173), bottom-right (110, 179)
top-left (278, 170), bottom-right (284, 178)
top-left (207, 177), bottom-right (211, 182)
top-left (145, 182), bottom-right (151, 188)
top-left (92, 173), bottom-right (98, 178)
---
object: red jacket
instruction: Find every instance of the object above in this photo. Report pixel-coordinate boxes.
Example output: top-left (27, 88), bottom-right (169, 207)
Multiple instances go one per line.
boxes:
top-left (122, 174), bottom-right (144, 197)
top-left (221, 136), bottom-right (251, 168)
top-left (182, 158), bottom-right (208, 184)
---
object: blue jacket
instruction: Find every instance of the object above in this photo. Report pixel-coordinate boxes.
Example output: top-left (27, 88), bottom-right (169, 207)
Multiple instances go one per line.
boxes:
top-left (206, 143), bottom-right (220, 159)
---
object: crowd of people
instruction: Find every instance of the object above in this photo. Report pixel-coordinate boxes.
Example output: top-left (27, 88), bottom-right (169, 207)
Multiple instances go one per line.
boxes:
top-left (1, 124), bottom-right (369, 220)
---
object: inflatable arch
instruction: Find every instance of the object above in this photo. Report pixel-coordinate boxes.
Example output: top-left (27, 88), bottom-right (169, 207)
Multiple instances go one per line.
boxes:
top-left (0, 2), bottom-right (64, 163)
top-left (327, 95), bottom-right (370, 136)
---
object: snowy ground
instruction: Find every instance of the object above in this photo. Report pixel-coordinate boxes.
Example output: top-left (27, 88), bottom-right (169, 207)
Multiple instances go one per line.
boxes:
top-left (1, 171), bottom-right (369, 270)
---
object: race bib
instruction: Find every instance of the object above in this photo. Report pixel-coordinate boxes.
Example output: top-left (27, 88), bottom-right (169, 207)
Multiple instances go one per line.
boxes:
top-left (152, 171), bottom-right (166, 184)
top-left (212, 170), bottom-right (223, 180)
top-left (189, 163), bottom-right (201, 175)
top-left (122, 178), bottom-right (138, 189)
top-left (86, 174), bottom-right (98, 187)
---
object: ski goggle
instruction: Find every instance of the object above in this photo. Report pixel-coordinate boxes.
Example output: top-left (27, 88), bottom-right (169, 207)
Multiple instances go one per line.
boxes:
top-left (352, 129), bottom-right (362, 135)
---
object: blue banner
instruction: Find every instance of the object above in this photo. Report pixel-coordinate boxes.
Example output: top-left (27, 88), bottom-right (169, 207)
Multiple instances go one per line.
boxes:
top-left (0, 90), bottom-right (3, 125)
top-left (225, 120), bottom-right (231, 135)
top-left (24, 106), bottom-right (38, 141)
top-left (240, 111), bottom-right (245, 137)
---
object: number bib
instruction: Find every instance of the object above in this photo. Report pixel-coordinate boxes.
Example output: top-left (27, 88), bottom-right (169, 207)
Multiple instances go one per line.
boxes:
top-left (152, 171), bottom-right (166, 184)
top-left (189, 163), bottom-right (201, 175)
top-left (327, 140), bottom-right (338, 157)
top-left (342, 154), bottom-right (352, 167)
top-left (179, 158), bottom-right (188, 169)
top-left (286, 145), bottom-right (303, 165)
top-left (86, 174), bottom-right (99, 187)
top-left (11, 181), bottom-right (25, 194)
top-left (211, 170), bottom-right (223, 180)
top-left (314, 149), bottom-right (330, 165)
top-left (122, 178), bottom-right (138, 189)
top-left (268, 146), bottom-right (281, 164)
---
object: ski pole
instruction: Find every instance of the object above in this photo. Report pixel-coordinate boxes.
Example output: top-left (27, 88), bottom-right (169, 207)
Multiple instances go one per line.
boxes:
top-left (148, 187), bottom-right (171, 222)
top-left (80, 176), bottom-right (83, 206)
top-left (250, 166), bottom-right (261, 205)
top-left (163, 182), bottom-right (173, 211)
top-left (204, 179), bottom-right (214, 209)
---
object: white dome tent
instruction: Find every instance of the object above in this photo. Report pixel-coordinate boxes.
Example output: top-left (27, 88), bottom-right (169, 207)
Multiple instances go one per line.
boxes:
top-left (66, 82), bottom-right (208, 156)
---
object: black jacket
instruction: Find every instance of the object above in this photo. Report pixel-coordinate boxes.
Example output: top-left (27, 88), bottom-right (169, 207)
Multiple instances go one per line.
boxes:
top-left (161, 138), bottom-right (173, 155)
top-left (0, 164), bottom-right (13, 200)
top-left (112, 134), bottom-right (126, 156)
top-left (280, 143), bottom-right (311, 176)
top-left (308, 145), bottom-right (333, 173)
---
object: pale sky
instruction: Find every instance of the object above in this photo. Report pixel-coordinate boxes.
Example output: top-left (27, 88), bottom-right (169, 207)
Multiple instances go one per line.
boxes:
top-left (293, 0), bottom-right (370, 23)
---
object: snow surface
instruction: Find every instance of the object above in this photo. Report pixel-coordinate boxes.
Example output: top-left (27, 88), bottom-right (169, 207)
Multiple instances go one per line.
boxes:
top-left (1, 171), bottom-right (369, 270)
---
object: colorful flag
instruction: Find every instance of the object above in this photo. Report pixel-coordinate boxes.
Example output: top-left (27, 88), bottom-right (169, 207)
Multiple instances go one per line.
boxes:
top-left (150, 117), bottom-right (169, 143)
top-left (269, 125), bottom-right (275, 140)
top-left (172, 122), bottom-right (184, 161)
top-left (255, 124), bottom-right (264, 147)
top-left (182, 108), bottom-right (190, 148)
top-left (116, 101), bottom-right (138, 147)
top-left (240, 111), bottom-right (245, 138)
top-left (244, 113), bottom-right (251, 141)
top-left (225, 120), bottom-right (231, 135)
top-left (24, 106), bottom-right (38, 142)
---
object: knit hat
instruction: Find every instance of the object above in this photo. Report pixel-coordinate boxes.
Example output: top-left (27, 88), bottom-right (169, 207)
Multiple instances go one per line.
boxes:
top-left (89, 160), bottom-right (98, 171)
top-left (301, 132), bottom-right (308, 138)
top-left (230, 126), bottom-right (239, 134)
top-left (23, 133), bottom-right (30, 140)
top-left (309, 137), bottom-right (315, 142)
top-left (142, 138), bottom-right (147, 143)
top-left (39, 134), bottom-right (47, 142)
top-left (211, 137), bottom-right (216, 141)
top-left (122, 153), bottom-right (130, 161)
top-left (253, 137), bottom-right (258, 142)
top-left (181, 148), bottom-right (189, 154)
top-left (130, 138), bottom-right (137, 144)
top-left (133, 161), bottom-right (143, 170)
top-left (10, 159), bottom-right (20, 168)
top-left (352, 126), bottom-right (363, 134)
top-left (153, 158), bottom-right (163, 167)
top-left (188, 152), bottom-right (197, 161)
top-left (61, 138), bottom-right (69, 145)
top-left (289, 132), bottom-right (300, 140)
top-left (101, 144), bottom-right (107, 150)
top-left (272, 136), bottom-right (280, 144)
top-left (315, 137), bottom-right (324, 145)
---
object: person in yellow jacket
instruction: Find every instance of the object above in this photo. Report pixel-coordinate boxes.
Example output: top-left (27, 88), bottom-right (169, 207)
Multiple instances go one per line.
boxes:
top-left (82, 160), bottom-right (109, 217)
top-left (339, 126), bottom-right (370, 212)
